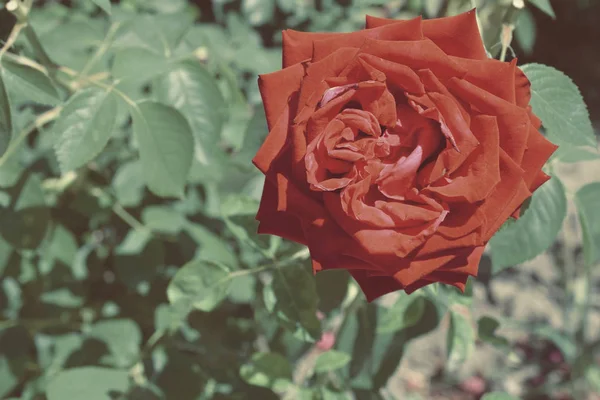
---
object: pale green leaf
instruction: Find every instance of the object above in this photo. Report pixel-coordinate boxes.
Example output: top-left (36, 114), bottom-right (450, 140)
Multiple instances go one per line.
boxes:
top-left (522, 63), bottom-right (595, 147)
top-left (0, 73), bottom-right (11, 158)
top-left (142, 205), bottom-right (186, 235)
top-left (156, 61), bottom-right (227, 165)
top-left (552, 145), bottom-right (600, 163)
top-left (111, 47), bottom-right (170, 84)
top-left (575, 182), bottom-right (600, 266)
top-left (130, 101), bottom-right (194, 198)
top-left (240, 352), bottom-right (292, 391)
top-left (53, 88), bottom-right (118, 171)
top-left (446, 310), bottom-right (475, 372)
top-left (242, 0), bottom-right (275, 26)
top-left (167, 259), bottom-right (231, 313)
top-left (91, 0), bottom-right (112, 14)
top-left (490, 177), bottom-right (566, 273)
top-left (481, 393), bottom-right (520, 400)
top-left (112, 160), bottom-right (144, 207)
top-left (88, 319), bottom-right (142, 367)
top-left (0, 59), bottom-right (60, 106)
top-left (315, 350), bottom-right (351, 373)
top-left (528, 0), bottom-right (556, 18)
top-left (47, 367), bottom-right (130, 400)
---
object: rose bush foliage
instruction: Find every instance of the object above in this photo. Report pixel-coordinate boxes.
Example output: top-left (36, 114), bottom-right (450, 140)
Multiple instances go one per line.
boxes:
top-left (254, 10), bottom-right (557, 300)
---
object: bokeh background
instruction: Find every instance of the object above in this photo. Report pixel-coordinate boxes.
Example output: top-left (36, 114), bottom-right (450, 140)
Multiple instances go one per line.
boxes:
top-left (0, 0), bottom-right (599, 399)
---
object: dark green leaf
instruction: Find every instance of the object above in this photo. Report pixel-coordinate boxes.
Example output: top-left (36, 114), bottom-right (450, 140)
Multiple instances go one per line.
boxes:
top-left (378, 294), bottom-right (426, 334)
top-left (528, 0), bottom-right (556, 18)
top-left (0, 72), bottom-right (11, 158)
top-left (315, 350), bottom-right (351, 373)
top-left (478, 316), bottom-right (509, 348)
top-left (522, 63), bottom-right (595, 147)
top-left (490, 177), bottom-right (566, 273)
top-left (0, 58), bottom-right (60, 106)
top-left (270, 265), bottom-right (321, 341)
top-left (46, 367), bottom-right (130, 400)
top-left (575, 182), bottom-right (600, 265)
top-left (53, 88), bottom-right (118, 171)
top-left (130, 101), bottom-right (194, 197)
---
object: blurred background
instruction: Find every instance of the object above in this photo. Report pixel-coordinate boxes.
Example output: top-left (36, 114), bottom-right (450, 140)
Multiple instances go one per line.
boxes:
top-left (0, 0), bottom-right (599, 399)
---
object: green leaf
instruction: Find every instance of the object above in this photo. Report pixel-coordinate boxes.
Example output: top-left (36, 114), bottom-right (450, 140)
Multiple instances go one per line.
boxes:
top-left (156, 61), bottom-right (227, 165)
top-left (575, 182), bottom-right (600, 265)
top-left (184, 222), bottom-right (238, 267)
top-left (142, 206), bottom-right (186, 235)
top-left (112, 160), bottom-right (144, 207)
top-left (527, 0), bottom-right (556, 18)
top-left (481, 392), bottom-right (520, 400)
top-left (315, 350), bottom-right (351, 373)
top-left (270, 265), bottom-right (321, 341)
top-left (0, 59), bottom-right (60, 106)
top-left (446, 310), bottom-right (475, 372)
top-left (242, 0), bottom-right (275, 26)
top-left (478, 316), bottom-right (509, 348)
top-left (46, 367), bottom-right (130, 400)
top-left (239, 352), bottom-right (292, 391)
top-left (522, 63), bottom-right (595, 147)
top-left (490, 177), bottom-right (566, 273)
top-left (130, 101), bottom-right (194, 198)
top-left (112, 47), bottom-right (170, 84)
top-left (91, 0), bottom-right (112, 15)
top-left (515, 8), bottom-right (536, 54)
top-left (0, 174), bottom-right (50, 249)
top-left (551, 145), bottom-right (600, 163)
top-left (0, 73), bottom-right (11, 158)
top-left (53, 88), bottom-right (118, 172)
top-left (378, 294), bottom-right (426, 334)
top-left (167, 259), bottom-right (231, 314)
top-left (88, 319), bottom-right (142, 367)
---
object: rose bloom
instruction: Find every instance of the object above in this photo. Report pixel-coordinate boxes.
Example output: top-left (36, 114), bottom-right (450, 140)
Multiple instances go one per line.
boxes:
top-left (252, 10), bottom-right (557, 301)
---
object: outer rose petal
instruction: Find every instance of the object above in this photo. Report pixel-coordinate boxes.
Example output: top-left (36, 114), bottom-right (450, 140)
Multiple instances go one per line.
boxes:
top-left (350, 270), bottom-right (404, 302)
top-left (258, 63), bottom-right (305, 130)
top-left (256, 179), bottom-right (307, 245)
top-left (365, 10), bottom-right (487, 60)
top-left (282, 17), bottom-right (424, 68)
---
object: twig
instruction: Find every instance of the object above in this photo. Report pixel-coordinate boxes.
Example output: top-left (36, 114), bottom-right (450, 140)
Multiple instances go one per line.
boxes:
top-left (499, 0), bottom-right (525, 62)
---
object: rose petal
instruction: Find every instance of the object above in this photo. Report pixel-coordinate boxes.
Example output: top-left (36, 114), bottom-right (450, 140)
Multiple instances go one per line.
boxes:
top-left (365, 10), bottom-right (487, 60)
top-left (257, 179), bottom-right (307, 245)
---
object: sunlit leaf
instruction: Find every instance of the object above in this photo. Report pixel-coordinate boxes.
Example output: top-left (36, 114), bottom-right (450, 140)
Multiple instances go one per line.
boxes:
top-left (490, 177), bottom-right (566, 273)
top-left (240, 352), bottom-right (292, 391)
top-left (53, 88), bottom-right (118, 172)
top-left (523, 63), bottom-right (595, 147)
top-left (315, 350), bottom-right (351, 373)
top-left (47, 367), bottom-right (130, 400)
top-left (167, 259), bottom-right (231, 314)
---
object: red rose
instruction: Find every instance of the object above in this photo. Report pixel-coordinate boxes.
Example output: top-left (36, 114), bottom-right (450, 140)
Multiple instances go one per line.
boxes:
top-left (253, 10), bottom-right (557, 301)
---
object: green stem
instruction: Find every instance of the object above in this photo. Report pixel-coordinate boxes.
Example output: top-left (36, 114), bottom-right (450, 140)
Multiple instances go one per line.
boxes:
top-left (76, 22), bottom-right (122, 82)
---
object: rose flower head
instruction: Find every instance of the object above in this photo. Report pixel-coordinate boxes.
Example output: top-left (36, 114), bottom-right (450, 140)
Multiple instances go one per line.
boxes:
top-left (252, 10), bottom-right (557, 301)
